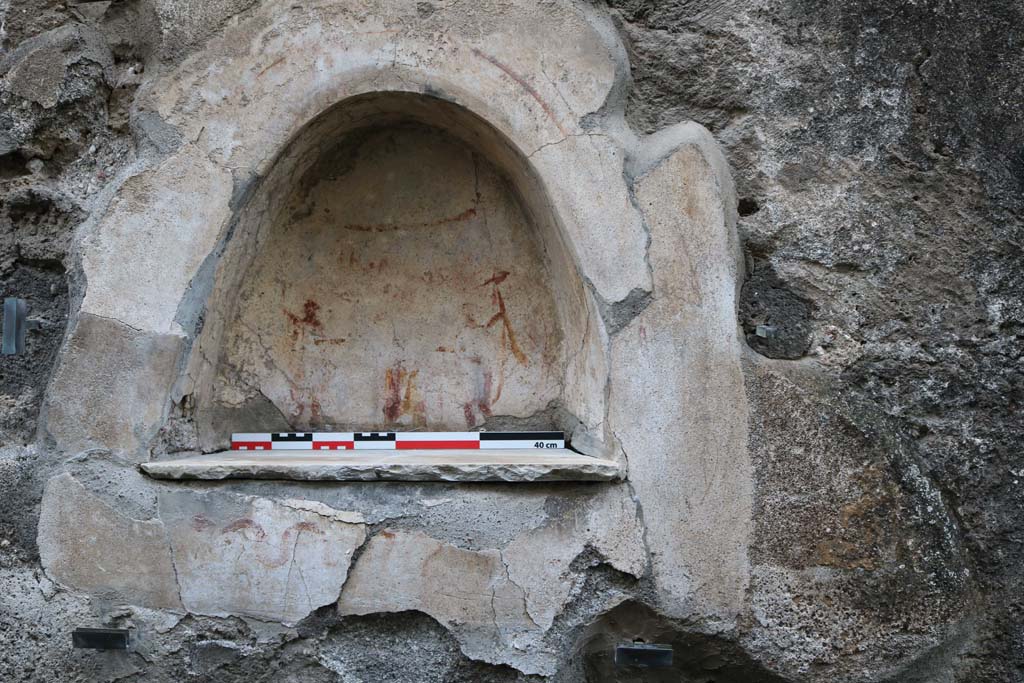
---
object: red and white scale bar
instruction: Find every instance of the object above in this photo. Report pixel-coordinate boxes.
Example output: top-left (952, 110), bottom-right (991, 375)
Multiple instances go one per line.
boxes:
top-left (231, 431), bottom-right (564, 452)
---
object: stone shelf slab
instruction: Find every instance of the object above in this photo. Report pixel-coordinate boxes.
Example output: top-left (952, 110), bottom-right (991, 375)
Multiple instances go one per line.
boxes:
top-left (140, 449), bottom-right (622, 482)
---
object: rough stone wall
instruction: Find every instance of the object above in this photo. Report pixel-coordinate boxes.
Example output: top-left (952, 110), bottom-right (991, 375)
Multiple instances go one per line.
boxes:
top-left (0, 1), bottom-right (1019, 682)
top-left (607, 0), bottom-right (1023, 679)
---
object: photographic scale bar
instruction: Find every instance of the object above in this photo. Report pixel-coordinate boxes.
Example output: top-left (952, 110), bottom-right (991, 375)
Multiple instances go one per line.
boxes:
top-left (231, 431), bottom-right (565, 451)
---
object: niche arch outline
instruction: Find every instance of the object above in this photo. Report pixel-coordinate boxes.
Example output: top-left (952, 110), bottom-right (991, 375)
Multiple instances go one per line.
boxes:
top-left (44, 2), bottom-right (745, 490)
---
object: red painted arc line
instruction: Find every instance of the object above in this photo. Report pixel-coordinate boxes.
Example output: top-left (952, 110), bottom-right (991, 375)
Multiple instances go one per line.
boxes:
top-left (395, 441), bottom-right (481, 450)
top-left (469, 48), bottom-right (569, 136)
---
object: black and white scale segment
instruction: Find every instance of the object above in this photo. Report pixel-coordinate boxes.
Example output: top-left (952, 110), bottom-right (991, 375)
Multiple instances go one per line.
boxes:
top-left (230, 431), bottom-right (565, 451)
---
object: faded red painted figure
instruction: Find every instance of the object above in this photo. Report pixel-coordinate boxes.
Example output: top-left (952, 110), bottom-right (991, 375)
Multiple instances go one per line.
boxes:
top-left (383, 363), bottom-right (427, 426)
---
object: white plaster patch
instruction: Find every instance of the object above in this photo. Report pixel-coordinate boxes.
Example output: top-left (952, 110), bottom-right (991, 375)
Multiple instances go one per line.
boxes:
top-left (504, 486), bottom-right (646, 630)
top-left (531, 133), bottom-right (652, 303)
top-left (159, 490), bottom-right (366, 625)
top-left (80, 146), bottom-right (233, 335)
top-left (37, 473), bottom-right (182, 609)
top-left (609, 125), bottom-right (751, 624)
top-left (339, 529), bottom-right (548, 674)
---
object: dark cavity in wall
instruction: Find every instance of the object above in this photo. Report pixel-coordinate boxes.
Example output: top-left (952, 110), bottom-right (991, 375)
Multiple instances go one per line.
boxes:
top-left (579, 601), bottom-right (790, 683)
top-left (0, 151), bottom-right (32, 180)
top-left (737, 197), bottom-right (760, 217)
top-left (739, 260), bottom-right (813, 360)
top-left (0, 264), bottom-right (69, 445)
top-left (0, 188), bottom-right (78, 445)
top-left (279, 608), bottom-right (541, 683)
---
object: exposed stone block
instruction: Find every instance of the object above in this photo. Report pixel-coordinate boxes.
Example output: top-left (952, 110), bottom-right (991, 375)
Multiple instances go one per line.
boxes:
top-left (339, 529), bottom-right (542, 672)
top-left (610, 124), bottom-right (750, 624)
top-left (42, 313), bottom-right (183, 457)
top-left (504, 486), bottom-right (646, 630)
top-left (37, 473), bottom-right (181, 609)
top-left (159, 490), bottom-right (366, 625)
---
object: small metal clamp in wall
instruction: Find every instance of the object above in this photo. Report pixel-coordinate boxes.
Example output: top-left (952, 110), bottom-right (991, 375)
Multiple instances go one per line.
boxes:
top-left (614, 642), bottom-right (673, 669)
top-left (72, 627), bottom-right (131, 650)
top-left (2, 297), bottom-right (28, 356)
top-left (2, 297), bottom-right (47, 356)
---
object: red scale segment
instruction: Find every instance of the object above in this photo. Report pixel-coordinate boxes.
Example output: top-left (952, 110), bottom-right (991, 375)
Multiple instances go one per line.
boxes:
top-left (313, 442), bottom-right (355, 450)
top-left (233, 441), bottom-right (273, 451)
top-left (395, 440), bottom-right (479, 449)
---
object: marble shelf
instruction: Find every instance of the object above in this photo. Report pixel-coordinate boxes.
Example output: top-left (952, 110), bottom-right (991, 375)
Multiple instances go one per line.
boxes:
top-left (140, 449), bottom-right (622, 483)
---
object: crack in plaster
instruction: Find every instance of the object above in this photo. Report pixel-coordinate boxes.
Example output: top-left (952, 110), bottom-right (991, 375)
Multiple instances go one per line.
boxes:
top-left (279, 499), bottom-right (366, 525)
top-left (540, 60), bottom-right (576, 122)
top-left (585, 280), bottom-right (653, 337)
top-left (173, 167), bottom-right (260, 342)
top-left (614, 437), bottom-right (655, 578)
top-left (576, 0), bottom-right (634, 134)
top-left (283, 526), bottom-right (305, 613)
top-left (84, 311), bottom-right (146, 335)
top-left (39, 474), bottom-right (186, 611)
top-left (498, 549), bottom-right (541, 631)
top-left (230, 318), bottom-right (298, 409)
top-left (623, 169), bottom-right (656, 293)
top-left (163, 521), bottom-right (186, 610)
top-left (560, 285), bottom-right (593, 388)
top-left (489, 574), bottom-right (500, 636)
top-left (525, 131), bottom-right (610, 159)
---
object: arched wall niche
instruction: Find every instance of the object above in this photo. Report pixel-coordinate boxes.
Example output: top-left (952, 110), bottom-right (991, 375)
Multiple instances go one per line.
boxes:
top-left (38, 0), bottom-right (762, 641)
top-left (187, 91), bottom-right (610, 454)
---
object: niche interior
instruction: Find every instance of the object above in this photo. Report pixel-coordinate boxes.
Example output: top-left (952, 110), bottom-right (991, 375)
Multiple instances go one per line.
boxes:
top-left (186, 93), bottom-right (607, 456)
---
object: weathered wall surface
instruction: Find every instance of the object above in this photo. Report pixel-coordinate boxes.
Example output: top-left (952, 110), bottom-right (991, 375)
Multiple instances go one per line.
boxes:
top-left (0, 1), bottom-right (1019, 682)
top-left (605, 0), bottom-right (1022, 679)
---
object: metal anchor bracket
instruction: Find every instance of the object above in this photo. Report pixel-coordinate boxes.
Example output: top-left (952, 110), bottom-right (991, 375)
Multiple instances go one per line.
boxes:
top-left (2, 297), bottom-right (47, 356)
